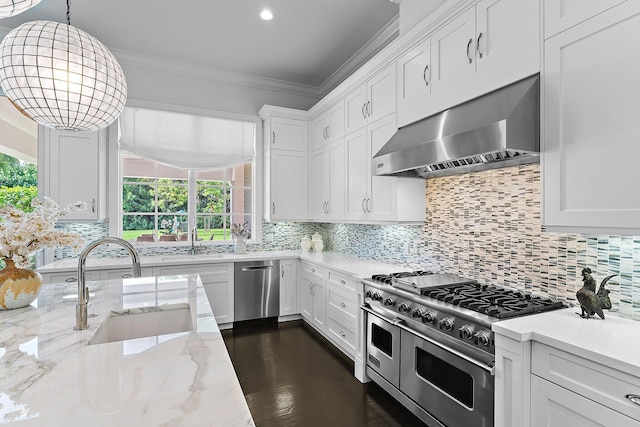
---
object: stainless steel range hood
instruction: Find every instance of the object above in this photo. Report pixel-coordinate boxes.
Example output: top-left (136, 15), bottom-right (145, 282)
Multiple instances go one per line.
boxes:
top-left (373, 75), bottom-right (539, 178)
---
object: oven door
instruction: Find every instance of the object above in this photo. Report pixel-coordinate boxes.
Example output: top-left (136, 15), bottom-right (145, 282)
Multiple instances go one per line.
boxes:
top-left (400, 328), bottom-right (494, 427)
top-left (364, 309), bottom-right (401, 388)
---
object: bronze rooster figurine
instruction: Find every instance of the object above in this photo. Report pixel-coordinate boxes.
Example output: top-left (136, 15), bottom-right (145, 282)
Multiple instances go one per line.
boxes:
top-left (576, 267), bottom-right (616, 319)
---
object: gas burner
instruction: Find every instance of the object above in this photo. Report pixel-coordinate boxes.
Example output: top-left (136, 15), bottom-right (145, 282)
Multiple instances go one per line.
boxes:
top-left (422, 283), bottom-right (565, 319)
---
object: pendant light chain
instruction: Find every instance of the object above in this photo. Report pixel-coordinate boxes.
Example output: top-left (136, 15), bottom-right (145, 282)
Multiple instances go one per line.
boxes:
top-left (66, 0), bottom-right (70, 24)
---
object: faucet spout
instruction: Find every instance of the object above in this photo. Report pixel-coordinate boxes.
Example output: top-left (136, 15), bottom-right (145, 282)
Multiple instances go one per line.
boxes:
top-left (75, 237), bottom-right (141, 330)
top-left (188, 227), bottom-right (198, 255)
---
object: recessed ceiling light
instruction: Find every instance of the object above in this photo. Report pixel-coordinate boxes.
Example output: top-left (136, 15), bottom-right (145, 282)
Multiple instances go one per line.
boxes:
top-left (260, 9), bottom-right (274, 21)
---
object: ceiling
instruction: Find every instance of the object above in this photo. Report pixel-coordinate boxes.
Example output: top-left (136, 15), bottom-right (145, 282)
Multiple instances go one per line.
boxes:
top-left (0, 0), bottom-right (400, 91)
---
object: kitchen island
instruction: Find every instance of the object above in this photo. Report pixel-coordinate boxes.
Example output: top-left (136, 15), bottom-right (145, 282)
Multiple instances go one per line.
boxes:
top-left (0, 274), bottom-right (254, 426)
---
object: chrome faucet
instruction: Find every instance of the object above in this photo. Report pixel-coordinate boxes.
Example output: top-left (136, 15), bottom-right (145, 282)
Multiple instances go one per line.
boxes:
top-left (75, 237), bottom-right (141, 330)
top-left (187, 227), bottom-right (198, 255)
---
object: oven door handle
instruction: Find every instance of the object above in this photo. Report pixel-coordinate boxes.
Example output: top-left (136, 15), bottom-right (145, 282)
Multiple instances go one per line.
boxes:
top-left (395, 321), bottom-right (495, 375)
top-left (361, 304), bottom-right (404, 325)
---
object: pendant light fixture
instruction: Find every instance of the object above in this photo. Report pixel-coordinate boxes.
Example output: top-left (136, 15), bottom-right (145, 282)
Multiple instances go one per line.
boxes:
top-left (0, 0), bottom-right (40, 18)
top-left (0, 0), bottom-right (127, 132)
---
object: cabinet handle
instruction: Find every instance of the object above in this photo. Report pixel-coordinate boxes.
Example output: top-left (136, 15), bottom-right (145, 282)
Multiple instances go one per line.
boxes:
top-left (366, 101), bottom-right (371, 118)
top-left (311, 282), bottom-right (315, 296)
top-left (309, 282), bottom-right (312, 295)
top-left (326, 126), bottom-right (330, 139)
top-left (466, 38), bottom-right (473, 64)
top-left (339, 301), bottom-right (346, 308)
top-left (340, 280), bottom-right (346, 285)
top-left (366, 198), bottom-right (371, 213)
top-left (476, 32), bottom-right (483, 59)
top-left (339, 330), bottom-right (346, 337)
top-left (423, 65), bottom-right (430, 87)
top-left (281, 266), bottom-right (285, 278)
top-left (311, 267), bottom-right (315, 273)
top-left (362, 103), bottom-right (366, 119)
top-left (626, 394), bottom-right (640, 405)
top-left (65, 277), bottom-right (78, 282)
top-left (272, 131), bottom-right (276, 144)
top-left (91, 198), bottom-right (95, 213)
top-left (272, 202), bottom-right (276, 215)
top-left (362, 198), bottom-right (366, 213)
top-left (325, 201), bottom-right (329, 214)
top-left (121, 273), bottom-right (132, 278)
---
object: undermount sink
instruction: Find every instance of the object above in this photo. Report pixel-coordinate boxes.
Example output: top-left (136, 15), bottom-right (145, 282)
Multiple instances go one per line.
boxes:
top-left (88, 303), bottom-right (193, 345)
top-left (159, 254), bottom-right (225, 262)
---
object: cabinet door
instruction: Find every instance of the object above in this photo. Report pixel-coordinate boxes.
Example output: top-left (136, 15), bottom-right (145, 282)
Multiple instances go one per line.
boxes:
top-left (269, 150), bottom-right (308, 220)
top-left (45, 129), bottom-right (101, 220)
top-left (397, 36), bottom-right (432, 127)
top-left (270, 117), bottom-right (308, 152)
top-left (327, 101), bottom-right (345, 142)
top-left (475, 0), bottom-right (539, 91)
top-left (311, 148), bottom-right (329, 220)
top-left (543, 4), bottom-right (640, 232)
top-left (368, 115), bottom-right (398, 221)
top-left (367, 64), bottom-right (396, 123)
top-left (279, 260), bottom-right (298, 316)
top-left (431, 7), bottom-right (476, 100)
top-left (311, 280), bottom-right (326, 332)
top-left (327, 140), bottom-right (345, 220)
top-left (531, 376), bottom-right (638, 427)
top-left (345, 128), bottom-right (368, 221)
top-left (312, 113), bottom-right (328, 151)
top-left (544, 0), bottom-right (628, 38)
top-left (344, 84), bottom-right (368, 134)
top-left (301, 275), bottom-right (314, 320)
top-left (201, 275), bottom-right (234, 325)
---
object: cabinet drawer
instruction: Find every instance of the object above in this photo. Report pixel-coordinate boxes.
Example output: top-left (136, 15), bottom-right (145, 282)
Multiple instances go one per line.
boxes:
top-left (328, 271), bottom-right (358, 292)
top-left (532, 342), bottom-right (640, 421)
top-left (327, 283), bottom-right (357, 321)
top-left (327, 313), bottom-right (357, 357)
top-left (302, 262), bottom-right (327, 280)
top-left (45, 271), bottom-right (100, 284)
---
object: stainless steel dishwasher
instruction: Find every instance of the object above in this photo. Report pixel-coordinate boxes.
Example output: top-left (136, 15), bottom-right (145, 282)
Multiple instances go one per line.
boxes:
top-left (234, 260), bottom-right (280, 322)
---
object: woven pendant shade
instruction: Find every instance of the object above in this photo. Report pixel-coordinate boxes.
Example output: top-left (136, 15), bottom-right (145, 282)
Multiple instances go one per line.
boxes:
top-left (0, 0), bottom-right (40, 18)
top-left (0, 20), bottom-right (127, 132)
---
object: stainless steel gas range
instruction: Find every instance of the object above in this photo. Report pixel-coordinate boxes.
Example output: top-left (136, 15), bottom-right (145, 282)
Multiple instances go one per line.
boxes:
top-left (361, 271), bottom-right (565, 427)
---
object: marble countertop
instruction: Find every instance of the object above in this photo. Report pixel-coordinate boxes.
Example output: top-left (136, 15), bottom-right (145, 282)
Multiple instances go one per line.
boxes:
top-left (0, 275), bottom-right (254, 426)
top-left (37, 250), bottom-right (302, 273)
top-left (37, 250), bottom-right (408, 279)
top-left (493, 307), bottom-right (640, 378)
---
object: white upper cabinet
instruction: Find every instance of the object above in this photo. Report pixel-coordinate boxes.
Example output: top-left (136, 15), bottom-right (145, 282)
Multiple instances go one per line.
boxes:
top-left (39, 126), bottom-right (107, 221)
top-left (398, 0), bottom-right (540, 127)
top-left (345, 63), bottom-right (396, 134)
top-left (542, 2), bottom-right (640, 233)
top-left (312, 101), bottom-right (345, 150)
top-left (544, 0), bottom-right (628, 39)
top-left (266, 116), bottom-right (308, 152)
top-left (397, 36), bottom-right (432, 129)
top-left (312, 140), bottom-right (345, 221)
top-left (259, 107), bottom-right (309, 221)
top-left (345, 114), bottom-right (425, 223)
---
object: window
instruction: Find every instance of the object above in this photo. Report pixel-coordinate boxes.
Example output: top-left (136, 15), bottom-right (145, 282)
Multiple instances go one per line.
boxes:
top-left (120, 151), bottom-right (253, 243)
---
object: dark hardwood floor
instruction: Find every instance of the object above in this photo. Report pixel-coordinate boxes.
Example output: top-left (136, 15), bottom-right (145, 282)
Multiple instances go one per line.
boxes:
top-left (222, 320), bottom-right (426, 427)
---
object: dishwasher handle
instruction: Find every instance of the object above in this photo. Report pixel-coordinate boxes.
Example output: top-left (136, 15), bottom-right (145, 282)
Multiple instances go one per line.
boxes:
top-left (241, 265), bottom-right (274, 272)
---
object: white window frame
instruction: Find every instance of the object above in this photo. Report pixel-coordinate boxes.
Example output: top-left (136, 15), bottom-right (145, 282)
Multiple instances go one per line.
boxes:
top-left (108, 99), bottom-right (263, 245)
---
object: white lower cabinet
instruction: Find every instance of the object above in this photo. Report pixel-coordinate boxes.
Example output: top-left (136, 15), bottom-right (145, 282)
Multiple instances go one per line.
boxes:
top-left (152, 263), bottom-right (234, 326)
top-left (301, 262), bottom-right (327, 332)
top-left (325, 271), bottom-right (359, 358)
top-left (279, 259), bottom-right (298, 316)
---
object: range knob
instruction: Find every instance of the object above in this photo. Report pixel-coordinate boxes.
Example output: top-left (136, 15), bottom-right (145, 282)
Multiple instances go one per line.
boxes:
top-left (372, 292), bottom-right (383, 302)
top-left (398, 302), bottom-right (411, 313)
top-left (411, 308), bottom-right (424, 319)
top-left (422, 311), bottom-right (436, 324)
top-left (439, 317), bottom-right (455, 331)
top-left (383, 297), bottom-right (396, 307)
top-left (459, 325), bottom-right (474, 340)
top-left (474, 331), bottom-right (491, 347)
top-left (365, 290), bottom-right (373, 299)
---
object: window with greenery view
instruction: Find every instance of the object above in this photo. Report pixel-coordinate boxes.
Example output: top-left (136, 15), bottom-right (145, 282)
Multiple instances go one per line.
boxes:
top-left (121, 151), bottom-right (252, 243)
top-left (0, 154), bottom-right (37, 212)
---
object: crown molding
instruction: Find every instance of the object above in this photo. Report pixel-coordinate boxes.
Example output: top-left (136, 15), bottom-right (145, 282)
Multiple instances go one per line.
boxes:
top-left (318, 15), bottom-right (399, 97)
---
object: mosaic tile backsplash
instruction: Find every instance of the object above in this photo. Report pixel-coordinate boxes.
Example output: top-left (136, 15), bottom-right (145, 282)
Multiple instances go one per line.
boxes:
top-left (55, 164), bottom-right (640, 320)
